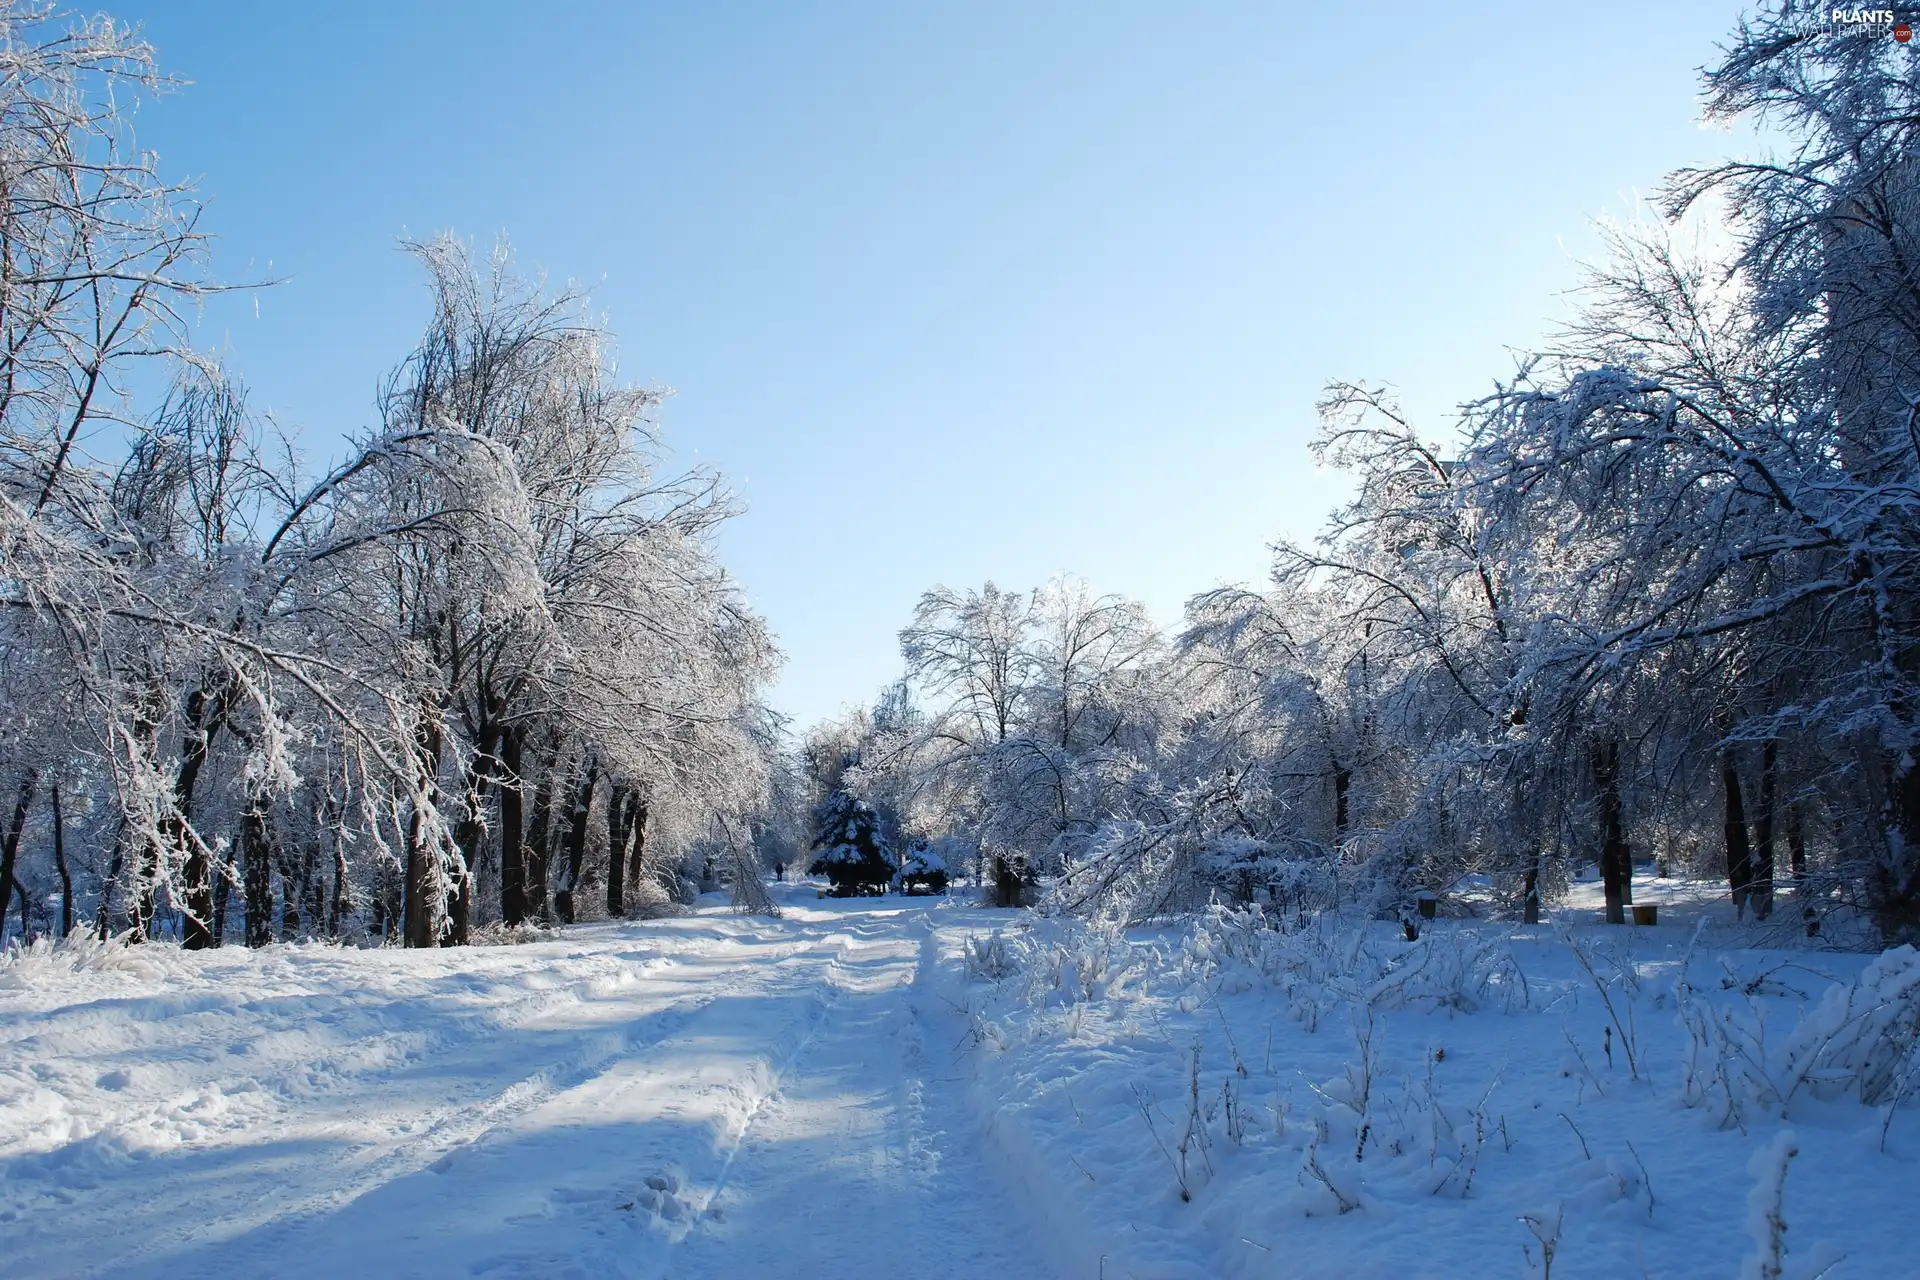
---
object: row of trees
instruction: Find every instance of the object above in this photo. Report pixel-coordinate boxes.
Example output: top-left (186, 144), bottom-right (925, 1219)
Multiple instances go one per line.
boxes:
top-left (816, 4), bottom-right (1920, 946)
top-left (0, 5), bottom-right (782, 950)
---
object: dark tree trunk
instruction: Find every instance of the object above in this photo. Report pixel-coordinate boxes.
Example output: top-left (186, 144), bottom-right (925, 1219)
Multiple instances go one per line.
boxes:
top-left (1751, 740), bottom-right (1778, 921)
top-left (1789, 803), bottom-right (1807, 884)
top-left (993, 854), bottom-right (1024, 908)
top-left (1788, 802), bottom-right (1817, 936)
top-left (1871, 737), bottom-right (1920, 943)
top-left (524, 750), bottom-right (557, 925)
top-left (1723, 750), bottom-right (1754, 918)
top-left (625, 798), bottom-right (649, 911)
top-left (1332, 759), bottom-right (1351, 855)
top-left (605, 783), bottom-right (633, 918)
top-left (51, 783), bottom-right (71, 937)
top-left (133, 838), bottom-right (158, 941)
top-left (375, 858), bottom-right (401, 942)
top-left (1592, 738), bottom-right (1630, 925)
top-left (445, 858), bottom-right (470, 946)
top-left (498, 726), bottom-right (528, 926)
top-left (97, 825), bottom-right (125, 941)
top-left (328, 817), bottom-right (349, 937)
top-left (402, 704), bottom-right (446, 949)
top-left (175, 679), bottom-right (232, 949)
top-left (11, 876), bottom-right (27, 941)
top-left (242, 799), bottom-right (275, 948)
top-left (127, 687), bottom-right (163, 941)
top-left (0, 770), bottom-right (37, 944)
top-left (303, 835), bottom-right (325, 941)
top-left (1522, 849), bottom-right (1543, 925)
top-left (554, 759), bottom-right (597, 925)
top-left (447, 722), bottom-right (499, 946)
top-left (212, 842), bottom-right (236, 945)
top-left (280, 841), bottom-right (308, 942)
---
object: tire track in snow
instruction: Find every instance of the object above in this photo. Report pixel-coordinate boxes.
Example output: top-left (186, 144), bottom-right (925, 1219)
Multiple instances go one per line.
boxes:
top-left (659, 906), bottom-right (1059, 1280)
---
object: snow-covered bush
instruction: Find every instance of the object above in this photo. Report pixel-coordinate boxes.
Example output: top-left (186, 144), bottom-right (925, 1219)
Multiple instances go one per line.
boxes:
top-left (894, 835), bottom-right (949, 895)
top-left (1677, 942), bottom-right (1920, 1134)
top-left (964, 929), bottom-right (1022, 983)
top-left (1194, 906), bottom-right (1529, 1027)
top-left (0, 929), bottom-right (183, 986)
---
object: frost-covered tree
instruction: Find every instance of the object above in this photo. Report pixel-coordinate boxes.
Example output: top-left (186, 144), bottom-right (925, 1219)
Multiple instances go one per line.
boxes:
top-left (877, 577), bottom-right (1166, 906)
top-left (0, 5), bottom-right (781, 952)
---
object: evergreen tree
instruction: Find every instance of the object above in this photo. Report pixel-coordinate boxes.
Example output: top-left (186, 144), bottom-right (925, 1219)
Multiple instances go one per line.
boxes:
top-left (809, 789), bottom-right (895, 896)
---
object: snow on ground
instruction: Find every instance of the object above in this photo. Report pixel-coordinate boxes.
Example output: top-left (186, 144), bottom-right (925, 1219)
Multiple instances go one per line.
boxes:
top-left (0, 888), bottom-right (1057, 1279)
top-left (942, 873), bottom-right (1906, 1279)
top-left (1, 875), bottom-right (1914, 1278)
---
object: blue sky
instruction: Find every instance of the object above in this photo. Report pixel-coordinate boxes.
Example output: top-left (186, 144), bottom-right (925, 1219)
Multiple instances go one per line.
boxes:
top-left (120, 1), bottom-right (1752, 730)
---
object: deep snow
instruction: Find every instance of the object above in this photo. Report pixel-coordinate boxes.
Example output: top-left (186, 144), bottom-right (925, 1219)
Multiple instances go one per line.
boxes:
top-left (2, 878), bottom-right (1915, 1279)
top-left (0, 888), bottom-right (1057, 1279)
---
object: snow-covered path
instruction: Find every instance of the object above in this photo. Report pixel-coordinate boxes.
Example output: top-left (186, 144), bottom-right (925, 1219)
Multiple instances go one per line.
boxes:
top-left (0, 889), bottom-right (1059, 1279)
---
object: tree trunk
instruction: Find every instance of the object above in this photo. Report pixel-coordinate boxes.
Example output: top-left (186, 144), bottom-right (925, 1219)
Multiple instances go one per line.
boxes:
top-left (242, 799), bottom-right (275, 948)
top-left (605, 783), bottom-right (633, 918)
top-left (1789, 802), bottom-right (1817, 936)
top-left (374, 858), bottom-right (401, 942)
top-left (523, 746), bottom-right (558, 925)
top-left (993, 853), bottom-right (1023, 908)
top-left (625, 798), bottom-right (649, 913)
top-left (1593, 737), bottom-right (1630, 924)
top-left (499, 725), bottom-right (528, 926)
top-left (174, 712), bottom-right (217, 947)
top-left (1332, 759), bottom-right (1351, 855)
top-left (1522, 848), bottom-right (1543, 925)
top-left (448, 722), bottom-right (499, 946)
top-left (1723, 750), bottom-right (1754, 918)
top-left (132, 832), bottom-right (159, 941)
top-left (328, 816), bottom-right (349, 937)
top-left (1751, 740), bottom-right (1778, 921)
top-left (176, 677), bottom-right (234, 950)
top-left (127, 687), bottom-right (162, 941)
top-left (1871, 734), bottom-right (1920, 943)
top-left (0, 770), bottom-right (37, 944)
top-left (403, 704), bottom-right (447, 949)
top-left (1789, 803), bottom-right (1807, 885)
top-left (281, 841), bottom-right (308, 942)
top-left (444, 853), bottom-right (470, 945)
top-left (554, 759), bottom-right (597, 924)
top-left (303, 834), bottom-right (325, 941)
top-left (51, 783), bottom-right (71, 937)
top-left (212, 842), bottom-right (236, 945)
top-left (96, 826), bottom-right (124, 941)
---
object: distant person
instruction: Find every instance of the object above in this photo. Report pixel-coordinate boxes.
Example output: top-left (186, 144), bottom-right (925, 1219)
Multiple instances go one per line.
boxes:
top-left (773, 860), bottom-right (785, 882)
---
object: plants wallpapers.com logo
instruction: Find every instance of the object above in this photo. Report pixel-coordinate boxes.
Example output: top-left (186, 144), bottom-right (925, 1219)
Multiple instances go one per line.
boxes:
top-left (1827, 8), bottom-right (1914, 39)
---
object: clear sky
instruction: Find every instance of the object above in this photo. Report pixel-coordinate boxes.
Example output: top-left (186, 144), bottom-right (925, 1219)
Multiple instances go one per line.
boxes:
top-left (118, 1), bottom-right (1752, 730)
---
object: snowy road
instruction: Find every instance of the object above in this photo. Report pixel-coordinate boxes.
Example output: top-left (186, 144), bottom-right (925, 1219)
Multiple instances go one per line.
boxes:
top-left (0, 889), bottom-right (1060, 1279)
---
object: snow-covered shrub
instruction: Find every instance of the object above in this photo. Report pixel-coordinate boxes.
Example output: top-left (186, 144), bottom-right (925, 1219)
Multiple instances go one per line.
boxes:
top-left (964, 929), bottom-right (1022, 983)
top-left (894, 835), bottom-right (950, 895)
top-left (1194, 833), bottom-right (1277, 903)
top-left (468, 920), bottom-right (549, 947)
top-left (1677, 943), bottom-right (1920, 1133)
top-left (0, 929), bottom-right (181, 985)
top-left (1777, 945), bottom-right (1920, 1108)
top-left (1191, 906), bottom-right (1529, 1027)
top-left (1278, 1008), bottom-right (1512, 1217)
